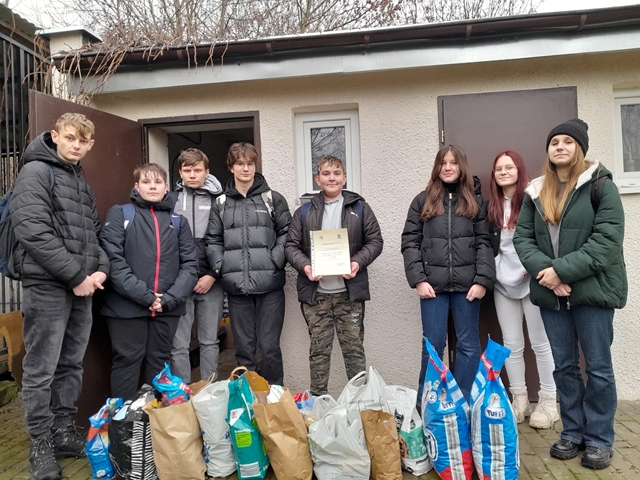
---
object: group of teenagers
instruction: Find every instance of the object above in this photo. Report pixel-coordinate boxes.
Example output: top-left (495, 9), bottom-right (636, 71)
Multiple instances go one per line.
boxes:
top-left (9, 112), bottom-right (626, 480)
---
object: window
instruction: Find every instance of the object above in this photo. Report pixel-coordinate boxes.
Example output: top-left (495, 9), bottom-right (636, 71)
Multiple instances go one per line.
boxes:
top-left (614, 90), bottom-right (640, 193)
top-left (294, 110), bottom-right (361, 196)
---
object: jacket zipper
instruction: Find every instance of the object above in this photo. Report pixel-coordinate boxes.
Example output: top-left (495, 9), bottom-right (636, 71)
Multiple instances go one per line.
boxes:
top-left (151, 206), bottom-right (161, 317)
top-left (242, 198), bottom-right (249, 295)
top-left (448, 192), bottom-right (453, 292)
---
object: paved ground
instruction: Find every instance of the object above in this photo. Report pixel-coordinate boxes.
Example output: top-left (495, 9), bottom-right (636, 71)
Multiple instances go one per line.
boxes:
top-left (1, 349), bottom-right (638, 479)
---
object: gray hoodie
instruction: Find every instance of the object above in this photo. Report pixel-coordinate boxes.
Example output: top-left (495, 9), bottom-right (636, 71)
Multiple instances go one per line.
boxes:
top-left (174, 174), bottom-right (223, 276)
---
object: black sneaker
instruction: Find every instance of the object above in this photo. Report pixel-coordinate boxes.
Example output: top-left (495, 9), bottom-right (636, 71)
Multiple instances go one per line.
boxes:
top-left (581, 446), bottom-right (613, 470)
top-left (51, 422), bottom-right (86, 459)
top-left (29, 436), bottom-right (62, 480)
top-left (550, 438), bottom-right (585, 460)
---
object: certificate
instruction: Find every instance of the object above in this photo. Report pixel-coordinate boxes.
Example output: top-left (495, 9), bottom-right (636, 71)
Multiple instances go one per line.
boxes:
top-left (310, 228), bottom-right (351, 277)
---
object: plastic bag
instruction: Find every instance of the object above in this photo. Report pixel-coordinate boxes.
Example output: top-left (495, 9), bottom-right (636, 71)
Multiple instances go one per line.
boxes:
top-left (470, 339), bottom-right (519, 480)
top-left (382, 385), bottom-right (432, 476)
top-left (227, 373), bottom-right (269, 479)
top-left (109, 385), bottom-right (158, 480)
top-left (309, 395), bottom-right (340, 423)
top-left (152, 363), bottom-right (193, 406)
top-left (421, 337), bottom-right (473, 480)
top-left (337, 365), bottom-right (387, 409)
top-left (307, 404), bottom-right (370, 480)
top-left (86, 398), bottom-right (123, 479)
top-left (191, 380), bottom-right (237, 478)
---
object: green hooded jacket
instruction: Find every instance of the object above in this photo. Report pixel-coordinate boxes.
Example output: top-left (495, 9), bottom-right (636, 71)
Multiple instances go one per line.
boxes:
top-left (513, 161), bottom-right (627, 310)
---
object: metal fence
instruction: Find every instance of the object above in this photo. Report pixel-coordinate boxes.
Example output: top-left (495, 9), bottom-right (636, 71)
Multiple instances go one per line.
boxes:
top-left (0, 29), bottom-right (47, 314)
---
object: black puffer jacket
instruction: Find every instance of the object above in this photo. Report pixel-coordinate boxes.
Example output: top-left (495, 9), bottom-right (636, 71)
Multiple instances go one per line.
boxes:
top-left (10, 132), bottom-right (109, 288)
top-left (285, 190), bottom-right (383, 304)
top-left (99, 189), bottom-right (198, 318)
top-left (206, 173), bottom-right (291, 295)
top-left (401, 178), bottom-right (495, 292)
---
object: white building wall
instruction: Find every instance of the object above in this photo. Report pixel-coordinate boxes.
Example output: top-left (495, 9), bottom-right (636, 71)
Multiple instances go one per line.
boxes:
top-left (91, 49), bottom-right (640, 400)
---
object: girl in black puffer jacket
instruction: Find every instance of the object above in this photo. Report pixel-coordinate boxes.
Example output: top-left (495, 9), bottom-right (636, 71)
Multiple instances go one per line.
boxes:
top-left (401, 144), bottom-right (495, 404)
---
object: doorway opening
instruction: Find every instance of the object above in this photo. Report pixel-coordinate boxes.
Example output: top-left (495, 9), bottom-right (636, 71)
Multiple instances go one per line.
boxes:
top-left (141, 112), bottom-right (259, 188)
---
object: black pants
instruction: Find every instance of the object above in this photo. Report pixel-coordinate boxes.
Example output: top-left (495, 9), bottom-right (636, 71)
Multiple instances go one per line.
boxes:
top-left (106, 315), bottom-right (179, 400)
top-left (227, 289), bottom-right (285, 385)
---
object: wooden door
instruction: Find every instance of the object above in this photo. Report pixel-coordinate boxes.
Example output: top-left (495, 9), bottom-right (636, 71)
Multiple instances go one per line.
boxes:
top-left (438, 87), bottom-right (578, 399)
top-left (29, 90), bottom-right (144, 425)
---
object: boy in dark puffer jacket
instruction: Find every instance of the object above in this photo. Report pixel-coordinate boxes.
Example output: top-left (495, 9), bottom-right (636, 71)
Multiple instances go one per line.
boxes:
top-left (285, 156), bottom-right (383, 395)
top-left (11, 113), bottom-right (109, 480)
top-left (100, 163), bottom-right (198, 401)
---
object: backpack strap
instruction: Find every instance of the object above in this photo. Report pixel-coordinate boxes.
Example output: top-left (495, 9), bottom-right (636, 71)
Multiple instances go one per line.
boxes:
top-left (122, 204), bottom-right (135, 231)
top-left (170, 213), bottom-right (182, 234)
top-left (261, 190), bottom-right (274, 220)
top-left (590, 175), bottom-right (607, 212)
top-left (45, 163), bottom-right (55, 189)
top-left (216, 194), bottom-right (226, 218)
top-left (300, 201), bottom-right (313, 227)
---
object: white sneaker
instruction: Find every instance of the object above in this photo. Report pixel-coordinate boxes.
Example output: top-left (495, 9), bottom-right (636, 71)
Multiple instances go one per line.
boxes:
top-left (529, 391), bottom-right (560, 429)
top-left (510, 386), bottom-right (533, 424)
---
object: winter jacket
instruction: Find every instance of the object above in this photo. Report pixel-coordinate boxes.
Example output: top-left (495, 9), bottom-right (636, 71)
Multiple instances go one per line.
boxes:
top-left (401, 178), bottom-right (495, 292)
top-left (285, 190), bottom-right (384, 304)
top-left (10, 131), bottom-right (109, 288)
top-left (206, 173), bottom-right (291, 295)
top-left (513, 161), bottom-right (627, 310)
top-left (174, 175), bottom-right (223, 277)
top-left (99, 189), bottom-right (198, 318)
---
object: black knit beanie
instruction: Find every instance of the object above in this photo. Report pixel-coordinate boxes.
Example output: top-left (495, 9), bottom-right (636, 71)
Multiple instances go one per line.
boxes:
top-left (546, 118), bottom-right (589, 155)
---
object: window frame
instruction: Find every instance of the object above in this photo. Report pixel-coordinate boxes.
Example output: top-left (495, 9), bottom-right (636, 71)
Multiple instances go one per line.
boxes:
top-left (613, 89), bottom-right (640, 194)
top-left (294, 110), bottom-right (361, 197)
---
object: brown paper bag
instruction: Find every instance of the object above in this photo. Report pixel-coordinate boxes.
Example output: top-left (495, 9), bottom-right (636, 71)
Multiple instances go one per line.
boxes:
top-left (360, 409), bottom-right (403, 480)
top-left (253, 388), bottom-right (313, 480)
top-left (142, 400), bottom-right (206, 480)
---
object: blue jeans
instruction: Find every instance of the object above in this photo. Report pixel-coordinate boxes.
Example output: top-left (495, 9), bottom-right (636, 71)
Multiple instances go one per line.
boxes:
top-left (171, 282), bottom-right (224, 383)
top-left (227, 289), bottom-right (285, 385)
top-left (21, 284), bottom-right (93, 437)
top-left (540, 300), bottom-right (616, 449)
top-left (417, 292), bottom-right (481, 403)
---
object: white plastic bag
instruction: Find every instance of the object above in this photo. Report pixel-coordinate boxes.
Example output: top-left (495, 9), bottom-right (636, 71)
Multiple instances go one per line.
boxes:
top-left (191, 380), bottom-right (237, 478)
top-left (309, 395), bottom-right (340, 423)
top-left (337, 366), bottom-right (387, 409)
top-left (307, 405), bottom-right (370, 480)
top-left (382, 385), bottom-right (433, 476)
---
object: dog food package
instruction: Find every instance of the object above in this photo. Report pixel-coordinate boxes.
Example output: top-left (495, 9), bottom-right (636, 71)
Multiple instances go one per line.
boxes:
top-left (421, 337), bottom-right (473, 480)
top-left (470, 338), bottom-right (519, 480)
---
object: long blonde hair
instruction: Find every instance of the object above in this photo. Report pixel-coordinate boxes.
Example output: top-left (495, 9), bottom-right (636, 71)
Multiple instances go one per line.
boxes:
top-left (539, 146), bottom-right (589, 224)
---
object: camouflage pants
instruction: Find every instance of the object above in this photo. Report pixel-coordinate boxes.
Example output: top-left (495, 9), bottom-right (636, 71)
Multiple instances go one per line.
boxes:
top-left (301, 291), bottom-right (366, 396)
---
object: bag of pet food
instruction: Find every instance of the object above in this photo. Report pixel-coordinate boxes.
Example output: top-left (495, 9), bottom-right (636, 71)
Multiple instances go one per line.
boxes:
top-left (470, 338), bottom-right (519, 480)
top-left (421, 337), bottom-right (473, 480)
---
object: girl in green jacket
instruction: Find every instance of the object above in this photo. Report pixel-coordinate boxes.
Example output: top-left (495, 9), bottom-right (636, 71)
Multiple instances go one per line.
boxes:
top-left (513, 119), bottom-right (627, 471)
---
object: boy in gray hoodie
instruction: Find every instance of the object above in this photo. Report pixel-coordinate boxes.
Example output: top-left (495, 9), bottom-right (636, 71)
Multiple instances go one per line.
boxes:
top-left (170, 148), bottom-right (224, 383)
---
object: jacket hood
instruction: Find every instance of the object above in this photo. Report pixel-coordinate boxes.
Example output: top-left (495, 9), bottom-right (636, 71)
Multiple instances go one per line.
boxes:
top-left (129, 187), bottom-right (175, 211)
top-left (24, 131), bottom-right (82, 173)
top-left (176, 174), bottom-right (223, 196)
top-left (525, 160), bottom-right (605, 199)
top-left (225, 171), bottom-right (270, 198)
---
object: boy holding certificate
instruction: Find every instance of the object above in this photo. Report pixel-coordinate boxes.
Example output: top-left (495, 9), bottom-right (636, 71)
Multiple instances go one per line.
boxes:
top-left (285, 156), bottom-right (383, 396)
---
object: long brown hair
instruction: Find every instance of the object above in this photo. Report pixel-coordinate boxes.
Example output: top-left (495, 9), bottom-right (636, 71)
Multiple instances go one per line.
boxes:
top-left (421, 145), bottom-right (479, 221)
top-left (488, 151), bottom-right (529, 229)
top-left (539, 145), bottom-right (589, 224)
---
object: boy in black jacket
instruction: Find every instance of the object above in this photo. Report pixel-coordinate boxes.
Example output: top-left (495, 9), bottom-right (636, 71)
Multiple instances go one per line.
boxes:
top-left (11, 113), bottom-right (108, 480)
top-left (100, 163), bottom-right (198, 400)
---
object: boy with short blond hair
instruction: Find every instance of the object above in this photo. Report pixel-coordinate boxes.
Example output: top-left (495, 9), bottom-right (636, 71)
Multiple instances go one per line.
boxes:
top-left (11, 113), bottom-right (109, 480)
top-left (100, 163), bottom-right (198, 400)
top-left (285, 156), bottom-right (383, 395)
top-left (170, 148), bottom-right (224, 383)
